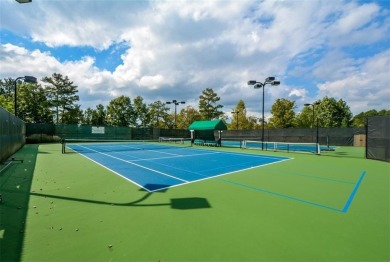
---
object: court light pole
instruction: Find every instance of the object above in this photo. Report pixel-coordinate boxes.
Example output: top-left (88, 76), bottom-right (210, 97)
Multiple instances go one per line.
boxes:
top-left (14, 76), bottom-right (37, 118)
top-left (166, 99), bottom-right (185, 129)
top-left (304, 102), bottom-right (320, 144)
top-left (231, 110), bottom-right (239, 130)
top-left (248, 77), bottom-right (280, 150)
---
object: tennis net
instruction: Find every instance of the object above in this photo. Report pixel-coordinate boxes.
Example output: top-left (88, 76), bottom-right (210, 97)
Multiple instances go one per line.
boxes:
top-left (158, 137), bottom-right (187, 143)
top-left (242, 140), bottom-right (321, 154)
top-left (61, 138), bottom-right (192, 154)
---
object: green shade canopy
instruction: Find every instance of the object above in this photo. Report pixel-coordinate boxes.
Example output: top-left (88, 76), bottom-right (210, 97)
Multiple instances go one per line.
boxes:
top-left (188, 120), bottom-right (227, 130)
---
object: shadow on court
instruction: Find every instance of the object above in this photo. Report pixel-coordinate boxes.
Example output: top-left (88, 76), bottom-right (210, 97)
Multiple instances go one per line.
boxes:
top-left (30, 190), bottom-right (212, 210)
top-left (0, 145), bottom-right (211, 262)
top-left (321, 147), bottom-right (365, 159)
top-left (0, 145), bottom-right (39, 262)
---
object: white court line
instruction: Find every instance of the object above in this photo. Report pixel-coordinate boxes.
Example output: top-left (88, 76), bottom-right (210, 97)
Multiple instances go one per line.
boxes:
top-left (69, 150), bottom-right (149, 191)
top-left (0, 162), bottom-right (13, 173)
top-left (73, 144), bottom-right (188, 183)
top-left (89, 144), bottom-right (222, 162)
top-left (120, 145), bottom-right (182, 156)
top-left (126, 151), bottom-right (222, 162)
top-left (145, 156), bottom-right (292, 192)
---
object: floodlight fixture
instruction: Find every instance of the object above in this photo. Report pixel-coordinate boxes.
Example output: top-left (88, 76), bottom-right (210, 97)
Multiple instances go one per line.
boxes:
top-left (166, 99), bottom-right (186, 129)
top-left (16, 0), bottom-right (32, 3)
top-left (265, 76), bottom-right (275, 82)
top-left (23, 76), bottom-right (37, 83)
top-left (248, 76), bottom-right (280, 149)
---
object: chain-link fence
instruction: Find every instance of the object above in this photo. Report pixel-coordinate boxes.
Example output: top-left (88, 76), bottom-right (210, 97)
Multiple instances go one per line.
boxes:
top-left (25, 123), bottom-right (365, 148)
top-left (26, 124), bottom-right (192, 142)
top-left (217, 127), bottom-right (365, 146)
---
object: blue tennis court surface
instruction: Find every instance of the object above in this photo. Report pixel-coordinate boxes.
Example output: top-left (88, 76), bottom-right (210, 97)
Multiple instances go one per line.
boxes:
top-left (67, 143), bottom-right (290, 191)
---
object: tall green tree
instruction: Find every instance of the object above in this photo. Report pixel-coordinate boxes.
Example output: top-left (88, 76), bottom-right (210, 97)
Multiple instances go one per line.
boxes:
top-left (17, 82), bottom-right (53, 123)
top-left (268, 98), bottom-right (296, 128)
top-left (177, 106), bottom-right (202, 129)
top-left (94, 104), bottom-right (106, 126)
top-left (352, 109), bottom-right (390, 127)
top-left (295, 105), bottom-right (315, 128)
top-left (0, 78), bottom-right (14, 97)
top-left (83, 104), bottom-right (106, 126)
top-left (230, 100), bottom-right (252, 130)
top-left (61, 105), bottom-right (84, 124)
top-left (0, 78), bottom-right (18, 113)
top-left (0, 95), bottom-right (13, 112)
top-left (133, 96), bottom-right (149, 127)
top-left (83, 107), bottom-right (94, 125)
top-left (248, 116), bottom-right (262, 129)
top-left (41, 73), bottom-right (79, 124)
top-left (106, 95), bottom-right (134, 127)
top-left (198, 88), bottom-right (224, 120)
top-left (148, 100), bottom-right (170, 128)
top-left (317, 97), bottom-right (352, 127)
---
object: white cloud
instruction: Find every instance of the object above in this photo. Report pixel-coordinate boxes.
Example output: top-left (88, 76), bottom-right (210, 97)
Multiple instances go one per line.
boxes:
top-left (317, 51), bottom-right (390, 112)
top-left (289, 88), bottom-right (307, 101)
top-left (312, 50), bottom-right (360, 81)
top-left (334, 3), bottom-right (379, 34)
top-left (139, 75), bottom-right (165, 90)
top-left (0, 0), bottom-right (388, 115)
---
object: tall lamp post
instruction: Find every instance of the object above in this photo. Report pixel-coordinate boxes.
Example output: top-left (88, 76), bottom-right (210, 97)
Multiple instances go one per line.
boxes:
top-left (14, 76), bottom-right (37, 118)
top-left (304, 102), bottom-right (320, 144)
top-left (231, 110), bottom-right (239, 130)
top-left (166, 99), bottom-right (185, 129)
top-left (248, 77), bottom-right (280, 150)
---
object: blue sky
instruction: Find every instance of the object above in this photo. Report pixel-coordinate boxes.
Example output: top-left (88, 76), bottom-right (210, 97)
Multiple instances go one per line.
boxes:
top-left (0, 0), bottom-right (389, 119)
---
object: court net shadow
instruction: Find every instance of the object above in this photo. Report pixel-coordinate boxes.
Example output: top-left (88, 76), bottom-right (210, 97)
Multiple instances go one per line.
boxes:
top-left (30, 191), bottom-right (211, 210)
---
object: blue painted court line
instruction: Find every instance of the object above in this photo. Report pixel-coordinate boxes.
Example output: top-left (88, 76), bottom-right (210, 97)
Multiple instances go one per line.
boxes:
top-left (342, 171), bottom-right (366, 213)
top-left (217, 178), bottom-right (342, 212)
top-left (215, 171), bottom-right (366, 213)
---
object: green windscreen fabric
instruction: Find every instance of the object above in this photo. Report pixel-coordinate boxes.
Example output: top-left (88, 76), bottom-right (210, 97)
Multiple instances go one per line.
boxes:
top-left (188, 120), bottom-right (227, 130)
top-left (366, 115), bottom-right (390, 162)
top-left (0, 107), bottom-right (25, 162)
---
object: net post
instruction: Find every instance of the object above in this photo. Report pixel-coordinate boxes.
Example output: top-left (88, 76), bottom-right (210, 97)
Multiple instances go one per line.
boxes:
top-left (316, 143), bottom-right (321, 155)
top-left (61, 138), bottom-right (65, 154)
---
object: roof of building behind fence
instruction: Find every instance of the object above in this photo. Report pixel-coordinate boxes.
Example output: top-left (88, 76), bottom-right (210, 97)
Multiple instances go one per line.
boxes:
top-left (188, 120), bottom-right (227, 130)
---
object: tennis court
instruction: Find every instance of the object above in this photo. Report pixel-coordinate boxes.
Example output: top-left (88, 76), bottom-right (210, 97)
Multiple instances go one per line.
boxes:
top-left (65, 141), bottom-right (290, 191)
top-left (1, 143), bottom-right (389, 261)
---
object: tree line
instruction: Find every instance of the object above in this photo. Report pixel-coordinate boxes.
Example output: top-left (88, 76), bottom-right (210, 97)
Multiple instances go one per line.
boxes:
top-left (0, 73), bottom-right (388, 129)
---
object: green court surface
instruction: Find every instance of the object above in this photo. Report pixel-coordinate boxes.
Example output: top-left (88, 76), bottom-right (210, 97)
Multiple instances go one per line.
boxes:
top-left (0, 144), bottom-right (389, 261)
